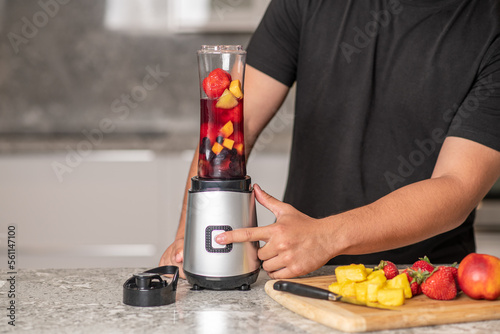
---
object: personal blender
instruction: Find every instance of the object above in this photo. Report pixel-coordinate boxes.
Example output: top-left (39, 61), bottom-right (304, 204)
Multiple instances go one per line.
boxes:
top-left (183, 45), bottom-right (261, 290)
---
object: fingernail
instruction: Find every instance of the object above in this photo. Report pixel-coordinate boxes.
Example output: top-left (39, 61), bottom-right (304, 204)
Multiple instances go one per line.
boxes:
top-left (215, 234), bottom-right (226, 244)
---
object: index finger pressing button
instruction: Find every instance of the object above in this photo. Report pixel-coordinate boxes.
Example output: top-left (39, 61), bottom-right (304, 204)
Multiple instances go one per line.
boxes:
top-left (205, 225), bottom-right (233, 253)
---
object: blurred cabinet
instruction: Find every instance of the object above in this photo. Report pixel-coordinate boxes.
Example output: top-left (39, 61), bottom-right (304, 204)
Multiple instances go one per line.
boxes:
top-left (0, 150), bottom-right (176, 268)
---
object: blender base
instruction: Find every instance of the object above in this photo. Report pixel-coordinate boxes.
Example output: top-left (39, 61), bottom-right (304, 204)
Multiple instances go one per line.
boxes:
top-left (184, 268), bottom-right (260, 291)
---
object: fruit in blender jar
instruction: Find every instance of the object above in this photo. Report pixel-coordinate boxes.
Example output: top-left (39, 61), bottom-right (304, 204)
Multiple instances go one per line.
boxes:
top-left (234, 143), bottom-right (244, 155)
top-left (222, 138), bottom-right (234, 150)
top-left (216, 89), bottom-right (239, 109)
top-left (198, 97), bottom-right (245, 179)
top-left (212, 142), bottom-right (224, 155)
top-left (219, 120), bottom-right (234, 137)
top-left (228, 102), bottom-right (243, 124)
top-left (202, 68), bottom-right (231, 99)
top-left (199, 136), bottom-right (215, 161)
top-left (229, 79), bottom-right (243, 99)
top-left (457, 253), bottom-right (500, 300)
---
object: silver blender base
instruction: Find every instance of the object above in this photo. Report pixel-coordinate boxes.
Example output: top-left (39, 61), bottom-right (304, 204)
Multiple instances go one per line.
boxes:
top-left (183, 177), bottom-right (261, 290)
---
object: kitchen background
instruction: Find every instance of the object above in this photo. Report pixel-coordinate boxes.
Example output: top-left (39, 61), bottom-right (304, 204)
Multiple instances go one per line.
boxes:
top-left (0, 0), bottom-right (498, 270)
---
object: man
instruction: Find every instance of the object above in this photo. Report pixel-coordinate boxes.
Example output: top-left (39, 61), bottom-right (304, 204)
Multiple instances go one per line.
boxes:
top-left (161, 0), bottom-right (500, 279)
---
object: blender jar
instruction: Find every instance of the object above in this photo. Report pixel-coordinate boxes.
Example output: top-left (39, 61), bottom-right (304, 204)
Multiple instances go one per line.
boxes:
top-left (197, 45), bottom-right (246, 179)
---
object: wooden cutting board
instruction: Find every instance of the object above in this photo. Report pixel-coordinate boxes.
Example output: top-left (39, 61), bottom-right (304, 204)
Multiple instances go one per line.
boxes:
top-left (265, 275), bottom-right (500, 333)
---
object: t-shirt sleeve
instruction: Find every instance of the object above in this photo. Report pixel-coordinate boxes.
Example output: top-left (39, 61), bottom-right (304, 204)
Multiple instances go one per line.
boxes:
top-left (246, 0), bottom-right (302, 87)
top-left (447, 40), bottom-right (500, 152)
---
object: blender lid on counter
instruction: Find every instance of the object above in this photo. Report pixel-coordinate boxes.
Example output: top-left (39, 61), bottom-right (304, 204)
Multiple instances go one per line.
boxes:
top-left (123, 265), bottom-right (179, 307)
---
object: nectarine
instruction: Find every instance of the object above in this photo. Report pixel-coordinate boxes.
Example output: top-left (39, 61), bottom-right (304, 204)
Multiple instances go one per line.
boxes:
top-left (457, 253), bottom-right (500, 300)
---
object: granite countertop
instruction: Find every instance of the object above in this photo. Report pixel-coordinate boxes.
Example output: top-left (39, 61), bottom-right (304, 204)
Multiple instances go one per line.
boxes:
top-left (1, 267), bottom-right (499, 334)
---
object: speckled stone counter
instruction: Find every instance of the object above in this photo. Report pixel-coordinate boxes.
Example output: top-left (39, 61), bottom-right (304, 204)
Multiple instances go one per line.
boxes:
top-left (1, 267), bottom-right (499, 334)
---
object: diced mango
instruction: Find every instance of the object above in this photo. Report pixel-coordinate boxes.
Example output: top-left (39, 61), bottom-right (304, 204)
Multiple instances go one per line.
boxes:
top-left (222, 138), bottom-right (234, 150)
top-left (367, 281), bottom-right (385, 303)
top-left (335, 264), bottom-right (368, 284)
top-left (367, 269), bottom-right (386, 281)
top-left (367, 273), bottom-right (387, 286)
top-left (331, 261), bottom-right (409, 306)
top-left (216, 89), bottom-right (238, 109)
top-left (219, 121), bottom-right (234, 137)
top-left (234, 143), bottom-right (244, 155)
top-left (377, 288), bottom-right (405, 307)
top-left (355, 282), bottom-right (368, 303)
top-left (328, 282), bottom-right (342, 295)
top-left (212, 142), bottom-right (224, 154)
top-left (229, 80), bottom-right (243, 99)
top-left (366, 273), bottom-right (387, 303)
top-left (386, 273), bottom-right (412, 299)
top-left (340, 281), bottom-right (357, 297)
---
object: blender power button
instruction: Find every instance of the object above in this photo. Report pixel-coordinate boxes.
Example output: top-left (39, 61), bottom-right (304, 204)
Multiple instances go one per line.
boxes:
top-left (205, 225), bottom-right (233, 253)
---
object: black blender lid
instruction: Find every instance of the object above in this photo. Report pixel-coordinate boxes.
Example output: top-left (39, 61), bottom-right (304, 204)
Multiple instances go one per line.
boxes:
top-left (190, 176), bottom-right (252, 192)
top-left (123, 266), bottom-right (179, 307)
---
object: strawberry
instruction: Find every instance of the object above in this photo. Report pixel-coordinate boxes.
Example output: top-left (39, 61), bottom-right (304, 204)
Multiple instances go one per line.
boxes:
top-left (200, 122), bottom-right (218, 144)
top-left (219, 102), bottom-right (243, 126)
top-left (410, 280), bottom-right (422, 296)
top-left (440, 263), bottom-right (460, 292)
top-left (375, 260), bottom-right (399, 280)
top-left (421, 266), bottom-right (458, 300)
top-left (403, 267), bottom-right (427, 296)
top-left (411, 256), bottom-right (434, 273)
top-left (202, 68), bottom-right (231, 99)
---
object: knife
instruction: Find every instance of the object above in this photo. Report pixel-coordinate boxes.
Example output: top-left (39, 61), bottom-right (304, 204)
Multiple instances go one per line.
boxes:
top-left (273, 281), bottom-right (399, 310)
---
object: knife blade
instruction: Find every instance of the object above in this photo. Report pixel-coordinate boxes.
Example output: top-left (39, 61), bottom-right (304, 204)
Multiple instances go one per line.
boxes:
top-left (273, 280), bottom-right (399, 310)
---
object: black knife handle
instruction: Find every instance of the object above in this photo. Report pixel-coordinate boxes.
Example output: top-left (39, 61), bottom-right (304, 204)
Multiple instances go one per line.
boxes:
top-left (273, 281), bottom-right (332, 300)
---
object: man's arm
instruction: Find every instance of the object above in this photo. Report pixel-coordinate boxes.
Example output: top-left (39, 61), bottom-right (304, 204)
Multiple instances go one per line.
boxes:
top-left (159, 65), bottom-right (290, 276)
top-left (216, 136), bottom-right (500, 279)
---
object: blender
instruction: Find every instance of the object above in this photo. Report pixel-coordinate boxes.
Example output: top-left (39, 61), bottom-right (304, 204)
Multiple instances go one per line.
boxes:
top-left (182, 45), bottom-right (261, 290)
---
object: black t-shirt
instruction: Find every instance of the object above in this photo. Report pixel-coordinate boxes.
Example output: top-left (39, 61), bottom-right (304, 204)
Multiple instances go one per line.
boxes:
top-left (247, 0), bottom-right (500, 265)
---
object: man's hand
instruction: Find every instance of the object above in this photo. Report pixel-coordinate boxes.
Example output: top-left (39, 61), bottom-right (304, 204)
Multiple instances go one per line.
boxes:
top-left (215, 184), bottom-right (334, 279)
top-left (159, 237), bottom-right (186, 279)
